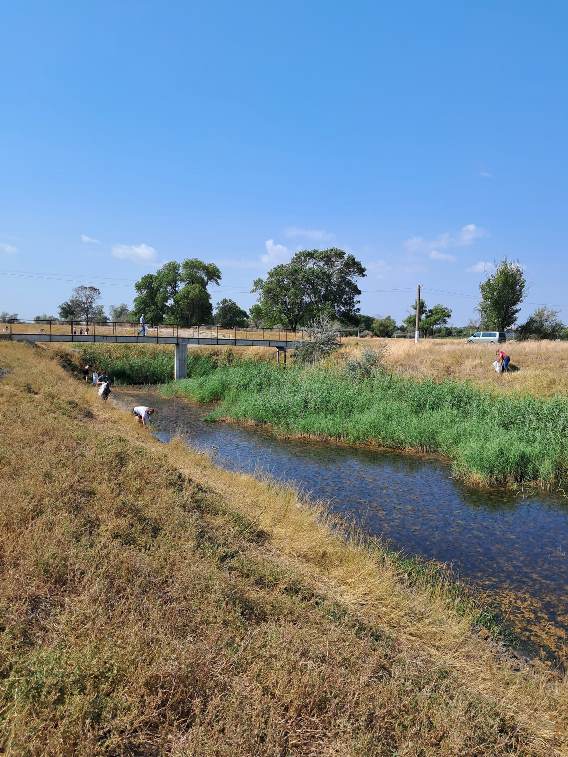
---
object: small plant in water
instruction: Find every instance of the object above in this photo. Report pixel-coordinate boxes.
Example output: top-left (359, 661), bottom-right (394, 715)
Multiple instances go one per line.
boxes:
top-left (345, 345), bottom-right (388, 380)
top-left (294, 316), bottom-right (341, 365)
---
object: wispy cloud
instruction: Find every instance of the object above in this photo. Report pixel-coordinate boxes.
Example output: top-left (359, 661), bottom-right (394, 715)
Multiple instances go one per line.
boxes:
top-left (112, 243), bottom-right (157, 263)
top-left (81, 234), bottom-right (101, 245)
top-left (479, 169), bottom-right (493, 178)
top-left (429, 249), bottom-right (456, 262)
top-left (467, 260), bottom-right (495, 274)
top-left (284, 227), bottom-right (334, 242)
top-left (261, 239), bottom-right (289, 265)
top-left (404, 224), bottom-right (487, 261)
top-left (457, 223), bottom-right (486, 246)
top-left (0, 242), bottom-right (17, 254)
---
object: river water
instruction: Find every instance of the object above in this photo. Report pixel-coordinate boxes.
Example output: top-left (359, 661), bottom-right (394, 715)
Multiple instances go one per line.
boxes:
top-left (115, 388), bottom-right (568, 660)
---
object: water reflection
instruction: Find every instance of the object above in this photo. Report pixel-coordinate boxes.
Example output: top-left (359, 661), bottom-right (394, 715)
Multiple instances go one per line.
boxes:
top-left (114, 389), bottom-right (568, 656)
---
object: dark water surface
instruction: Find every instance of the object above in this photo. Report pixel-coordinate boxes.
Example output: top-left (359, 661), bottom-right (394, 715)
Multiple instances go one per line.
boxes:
top-left (115, 388), bottom-right (568, 657)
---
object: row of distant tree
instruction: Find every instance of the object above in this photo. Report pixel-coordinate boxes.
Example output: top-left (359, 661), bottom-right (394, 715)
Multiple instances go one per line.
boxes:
top-left (2, 250), bottom-right (564, 338)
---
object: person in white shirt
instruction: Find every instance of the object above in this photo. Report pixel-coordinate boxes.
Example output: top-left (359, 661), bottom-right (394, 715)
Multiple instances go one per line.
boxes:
top-left (92, 369), bottom-right (99, 385)
top-left (98, 380), bottom-right (111, 401)
top-left (133, 406), bottom-right (155, 425)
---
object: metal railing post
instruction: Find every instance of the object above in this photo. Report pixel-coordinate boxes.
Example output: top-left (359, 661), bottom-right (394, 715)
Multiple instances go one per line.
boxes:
top-left (49, 320), bottom-right (52, 342)
top-left (216, 325), bottom-right (219, 345)
top-left (93, 321), bottom-right (96, 342)
top-left (197, 324), bottom-right (200, 342)
top-left (156, 323), bottom-right (159, 343)
top-left (234, 326), bottom-right (237, 344)
top-left (71, 320), bottom-right (74, 342)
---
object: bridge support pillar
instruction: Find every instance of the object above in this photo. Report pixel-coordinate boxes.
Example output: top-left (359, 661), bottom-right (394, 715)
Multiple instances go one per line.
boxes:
top-left (174, 342), bottom-right (188, 380)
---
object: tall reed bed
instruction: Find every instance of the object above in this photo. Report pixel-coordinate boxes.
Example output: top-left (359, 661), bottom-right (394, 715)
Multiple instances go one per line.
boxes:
top-left (72, 344), bottom-right (174, 383)
top-left (165, 358), bottom-right (568, 487)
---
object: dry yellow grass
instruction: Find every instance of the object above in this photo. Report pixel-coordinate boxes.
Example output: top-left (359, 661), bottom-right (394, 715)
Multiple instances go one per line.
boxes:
top-left (337, 337), bottom-right (568, 396)
top-left (1, 341), bottom-right (567, 754)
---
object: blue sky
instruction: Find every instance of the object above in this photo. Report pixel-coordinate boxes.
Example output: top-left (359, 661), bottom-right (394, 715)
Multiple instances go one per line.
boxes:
top-left (1, 1), bottom-right (567, 324)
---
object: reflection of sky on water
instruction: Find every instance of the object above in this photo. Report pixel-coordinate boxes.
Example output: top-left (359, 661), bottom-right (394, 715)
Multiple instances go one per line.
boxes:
top-left (117, 390), bottom-right (568, 645)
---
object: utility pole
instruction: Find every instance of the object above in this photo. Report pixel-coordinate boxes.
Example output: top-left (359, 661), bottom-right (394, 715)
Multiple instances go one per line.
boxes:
top-left (414, 283), bottom-right (421, 343)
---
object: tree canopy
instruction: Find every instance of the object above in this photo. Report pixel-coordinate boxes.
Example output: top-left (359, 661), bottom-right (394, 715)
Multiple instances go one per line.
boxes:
top-left (58, 286), bottom-right (106, 321)
top-left (214, 298), bottom-right (249, 328)
top-left (478, 260), bottom-right (525, 331)
top-left (133, 259), bottom-right (221, 326)
top-left (109, 303), bottom-right (134, 322)
top-left (403, 299), bottom-right (452, 335)
top-left (518, 306), bottom-right (563, 340)
top-left (252, 248), bottom-right (366, 330)
top-left (372, 316), bottom-right (397, 337)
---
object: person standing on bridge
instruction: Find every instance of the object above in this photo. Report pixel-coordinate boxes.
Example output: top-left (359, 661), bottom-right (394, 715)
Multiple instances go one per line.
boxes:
top-left (133, 405), bottom-right (155, 426)
top-left (139, 314), bottom-right (146, 337)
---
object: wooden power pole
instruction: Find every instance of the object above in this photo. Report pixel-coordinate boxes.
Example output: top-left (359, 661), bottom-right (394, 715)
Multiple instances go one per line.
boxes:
top-left (414, 283), bottom-right (421, 343)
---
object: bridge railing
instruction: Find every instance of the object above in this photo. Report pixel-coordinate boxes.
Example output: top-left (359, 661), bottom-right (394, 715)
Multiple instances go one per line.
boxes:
top-left (0, 319), bottom-right (309, 344)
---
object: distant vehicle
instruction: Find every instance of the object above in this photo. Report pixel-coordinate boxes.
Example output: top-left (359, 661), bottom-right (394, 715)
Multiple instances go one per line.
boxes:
top-left (467, 331), bottom-right (506, 344)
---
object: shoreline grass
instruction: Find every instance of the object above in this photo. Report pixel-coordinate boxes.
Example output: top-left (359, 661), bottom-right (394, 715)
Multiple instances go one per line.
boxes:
top-left (161, 354), bottom-right (568, 489)
top-left (56, 343), bottom-right (568, 488)
top-left (2, 342), bottom-right (568, 752)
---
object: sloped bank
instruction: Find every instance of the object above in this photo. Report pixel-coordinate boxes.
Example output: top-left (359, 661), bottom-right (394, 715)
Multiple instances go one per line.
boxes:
top-left (2, 342), bottom-right (567, 753)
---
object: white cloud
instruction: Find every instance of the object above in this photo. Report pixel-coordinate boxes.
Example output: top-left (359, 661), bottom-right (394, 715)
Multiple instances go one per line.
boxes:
top-left (404, 224), bottom-right (486, 259)
top-left (111, 243), bottom-right (157, 263)
top-left (467, 260), bottom-right (495, 274)
top-left (284, 227), bottom-right (334, 242)
top-left (81, 234), bottom-right (100, 245)
top-left (261, 239), bottom-right (290, 265)
top-left (479, 170), bottom-right (493, 178)
top-left (457, 223), bottom-right (486, 246)
top-left (404, 232), bottom-right (451, 253)
top-left (0, 242), bottom-right (17, 254)
top-left (429, 249), bottom-right (456, 262)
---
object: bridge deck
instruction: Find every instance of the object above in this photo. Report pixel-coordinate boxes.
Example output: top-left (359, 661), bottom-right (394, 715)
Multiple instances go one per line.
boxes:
top-left (5, 332), bottom-right (301, 349)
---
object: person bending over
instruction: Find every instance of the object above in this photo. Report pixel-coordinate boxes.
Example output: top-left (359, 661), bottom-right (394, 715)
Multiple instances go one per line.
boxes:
top-left (496, 349), bottom-right (510, 372)
top-left (133, 405), bottom-right (155, 426)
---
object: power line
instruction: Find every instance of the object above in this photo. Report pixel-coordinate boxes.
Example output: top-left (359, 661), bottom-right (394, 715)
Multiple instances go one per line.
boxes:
top-left (0, 269), bottom-right (252, 293)
top-left (0, 269), bottom-right (563, 311)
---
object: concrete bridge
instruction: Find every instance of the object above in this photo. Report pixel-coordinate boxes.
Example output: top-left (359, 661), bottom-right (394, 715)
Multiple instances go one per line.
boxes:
top-left (1, 321), bottom-right (305, 379)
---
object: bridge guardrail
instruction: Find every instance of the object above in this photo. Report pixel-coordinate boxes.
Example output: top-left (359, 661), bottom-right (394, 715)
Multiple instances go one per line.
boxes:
top-left (0, 320), bottom-right (311, 345)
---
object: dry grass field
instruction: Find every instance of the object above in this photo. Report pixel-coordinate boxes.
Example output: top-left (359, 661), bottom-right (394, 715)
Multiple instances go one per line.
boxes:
top-left (1, 341), bottom-right (568, 754)
top-left (337, 337), bottom-right (568, 396)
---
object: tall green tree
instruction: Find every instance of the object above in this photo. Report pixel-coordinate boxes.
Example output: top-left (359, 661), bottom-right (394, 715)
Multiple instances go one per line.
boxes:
top-left (58, 286), bottom-right (104, 321)
top-left (214, 298), bottom-right (249, 328)
top-left (518, 306), bottom-right (563, 340)
top-left (403, 299), bottom-right (451, 335)
top-left (478, 260), bottom-right (525, 331)
top-left (109, 303), bottom-right (134, 322)
top-left (252, 248), bottom-right (366, 330)
top-left (372, 316), bottom-right (397, 337)
top-left (422, 304), bottom-right (452, 335)
top-left (133, 259), bottom-right (221, 326)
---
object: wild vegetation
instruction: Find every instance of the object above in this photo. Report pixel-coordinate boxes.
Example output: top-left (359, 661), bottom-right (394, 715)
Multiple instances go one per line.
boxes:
top-left (159, 349), bottom-right (568, 487)
top-left (1, 341), bottom-right (568, 754)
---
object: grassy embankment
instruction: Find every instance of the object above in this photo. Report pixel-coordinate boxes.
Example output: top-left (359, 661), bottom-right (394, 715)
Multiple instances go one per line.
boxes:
top-left (2, 342), bottom-right (568, 754)
top-left (339, 337), bottom-right (568, 397)
top-left (69, 342), bottom-right (568, 487)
